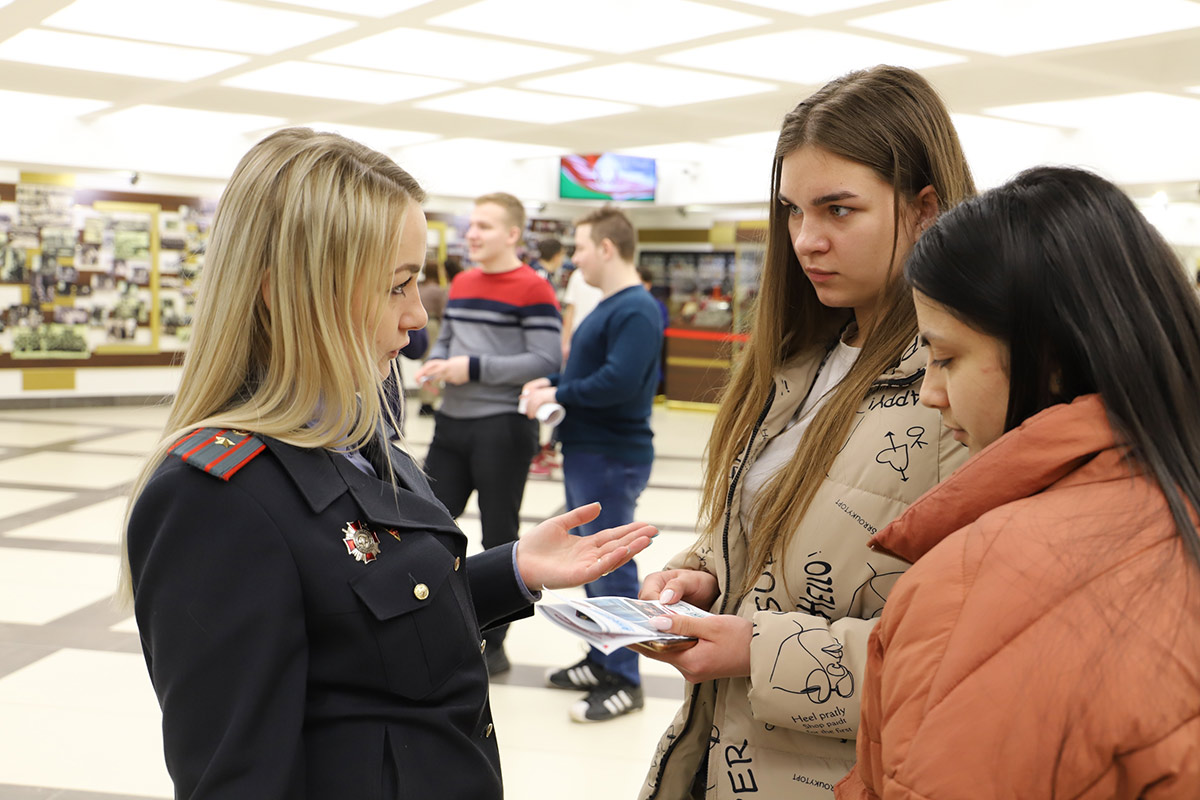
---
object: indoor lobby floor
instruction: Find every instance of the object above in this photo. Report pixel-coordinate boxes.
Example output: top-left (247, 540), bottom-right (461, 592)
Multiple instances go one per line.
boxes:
top-left (0, 399), bottom-right (716, 800)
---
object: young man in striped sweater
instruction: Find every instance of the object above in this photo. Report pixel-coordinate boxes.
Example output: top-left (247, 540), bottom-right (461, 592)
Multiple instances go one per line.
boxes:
top-left (414, 193), bottom-right (562, 674)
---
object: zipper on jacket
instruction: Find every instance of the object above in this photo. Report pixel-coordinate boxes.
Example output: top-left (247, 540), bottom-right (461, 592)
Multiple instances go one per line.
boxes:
top-left (645, 388), bottom-right (775, 800)
top-left (647, 343), bottom-right (867, 798)
top-left (717, 390), bottom-right (775, 616)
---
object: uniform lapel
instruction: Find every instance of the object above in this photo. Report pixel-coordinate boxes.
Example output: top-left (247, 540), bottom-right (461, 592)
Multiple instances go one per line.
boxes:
top-left (262, 437), bottom-right (347, 513)
top-left (331, 450), bottom-right (464, 539)
top-left (263, 436), bottom-right (465, 543)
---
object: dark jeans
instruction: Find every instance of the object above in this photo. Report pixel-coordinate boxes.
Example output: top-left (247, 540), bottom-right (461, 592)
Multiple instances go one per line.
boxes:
top-left (562, 450), bottom-right (652, 686)
top-left (424, 411), bottom-right (539, 648)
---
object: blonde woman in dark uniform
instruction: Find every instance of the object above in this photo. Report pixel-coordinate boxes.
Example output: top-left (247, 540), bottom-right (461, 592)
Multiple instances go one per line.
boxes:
top-left (119, 128), bottom-right (656, 800)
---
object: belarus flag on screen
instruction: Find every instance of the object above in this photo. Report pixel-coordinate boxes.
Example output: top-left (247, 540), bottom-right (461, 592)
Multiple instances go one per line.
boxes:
top-left (560, 153), bottom-right (656, 202)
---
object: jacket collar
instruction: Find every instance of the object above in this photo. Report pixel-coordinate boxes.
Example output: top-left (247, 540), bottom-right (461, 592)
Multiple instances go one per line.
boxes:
top-left (766, 333), bottom-right (928, 436)
top-left (872, 334), bottom-right (927, 389)
top-left (262, 436), bottom-right (464, 539)
top-left (870, 393), bottom-right (1115, 564)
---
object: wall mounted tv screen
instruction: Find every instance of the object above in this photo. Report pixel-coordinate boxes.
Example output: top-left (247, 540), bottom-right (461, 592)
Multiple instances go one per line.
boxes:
top-left (560, 153), bottom-right (656, 202)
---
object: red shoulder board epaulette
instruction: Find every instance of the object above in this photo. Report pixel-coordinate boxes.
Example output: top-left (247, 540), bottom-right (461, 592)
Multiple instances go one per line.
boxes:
top-left (170, 428), bottom-right (266, 481)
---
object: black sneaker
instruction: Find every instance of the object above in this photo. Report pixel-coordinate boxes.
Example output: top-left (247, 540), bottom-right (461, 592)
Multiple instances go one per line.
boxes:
top-left (545, 656), bottom-right (614, 690)
top-left (569, 677), bottom-right (644, 723)
top-left (484, 644), bottom-right (511, 676)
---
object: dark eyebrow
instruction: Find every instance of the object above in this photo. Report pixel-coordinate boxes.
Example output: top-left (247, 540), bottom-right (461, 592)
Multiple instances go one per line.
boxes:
top-left (918, 332), bottom-right (944, 348)
top-left (812, 191), bottom-right (858, 206)
top-left (393, 264), bottom-right (421, 275)
top-left (776, 190), bottom-right (860, 208)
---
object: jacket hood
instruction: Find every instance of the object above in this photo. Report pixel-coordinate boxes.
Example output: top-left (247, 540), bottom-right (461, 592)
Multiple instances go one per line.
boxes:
top-left (872, 334), bottom-right (928, 389)
top-left (870, 393), bottom-right (1117, 564)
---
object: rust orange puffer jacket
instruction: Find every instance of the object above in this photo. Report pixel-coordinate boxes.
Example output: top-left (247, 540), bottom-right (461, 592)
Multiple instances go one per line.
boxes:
top-left (837, 395), bottom-right (1200, 800)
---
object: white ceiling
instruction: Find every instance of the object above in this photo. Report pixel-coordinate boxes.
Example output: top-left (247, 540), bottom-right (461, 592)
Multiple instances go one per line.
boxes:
top-left (2, 0), bottom-right (1200, 209)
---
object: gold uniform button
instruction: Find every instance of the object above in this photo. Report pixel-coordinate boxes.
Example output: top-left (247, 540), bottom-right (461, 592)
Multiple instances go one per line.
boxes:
top-left (485, 723), bottom-right (494, 737)
top-left (454, 557), bottom-right (461, 571)
top-left (480, 640), bottom-right (487, 653)
top-left (413, 583), bottom-right (429, 601)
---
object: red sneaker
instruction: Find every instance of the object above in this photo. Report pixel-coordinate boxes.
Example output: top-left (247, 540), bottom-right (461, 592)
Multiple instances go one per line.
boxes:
top-left (529, 445), bottom-right (556, 478)
top-left (537, 443), bottom-right (561, 468)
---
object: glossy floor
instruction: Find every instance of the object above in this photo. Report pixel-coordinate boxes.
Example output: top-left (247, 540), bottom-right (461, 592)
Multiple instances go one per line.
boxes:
top-left (0, 400), bottom-right (715, 800)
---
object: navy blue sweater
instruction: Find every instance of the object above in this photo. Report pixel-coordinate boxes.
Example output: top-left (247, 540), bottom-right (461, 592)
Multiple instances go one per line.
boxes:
top-left (554, 285), bottom-right (662, 463)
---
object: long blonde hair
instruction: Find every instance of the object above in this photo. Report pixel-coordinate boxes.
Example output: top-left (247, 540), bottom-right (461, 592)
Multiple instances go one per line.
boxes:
top-left (117, 127), bottom-right (426, 601)
top-left (700, 66), bottom-right (976, 598)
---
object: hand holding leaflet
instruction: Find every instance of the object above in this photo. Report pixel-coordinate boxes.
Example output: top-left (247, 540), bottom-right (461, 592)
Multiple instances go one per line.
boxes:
top-left (538, 588), bottom-right (710, 654)
top-left (518, 395), bottom-right (565, 427)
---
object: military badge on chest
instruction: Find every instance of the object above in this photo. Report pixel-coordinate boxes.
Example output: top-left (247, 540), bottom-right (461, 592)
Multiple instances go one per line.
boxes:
top-left (342, 522), bottom-right (379, 563)
top-left (341, 521), bottom-right (400, 564)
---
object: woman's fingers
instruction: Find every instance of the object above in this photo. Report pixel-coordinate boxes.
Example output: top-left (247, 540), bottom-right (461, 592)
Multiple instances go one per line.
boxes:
top-left (639, 570), bottom-right (670, 601)
top-left (591, 529), bottom-right (656, 573)
top-left (587, 519), bottom-right (655, 545)
top-left (549, 502), bottom-right (601, 532)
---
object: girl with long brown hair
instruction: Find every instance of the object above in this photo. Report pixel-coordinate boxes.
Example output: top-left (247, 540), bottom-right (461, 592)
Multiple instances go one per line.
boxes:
top-left (635, 65), bottom-right (974, 798)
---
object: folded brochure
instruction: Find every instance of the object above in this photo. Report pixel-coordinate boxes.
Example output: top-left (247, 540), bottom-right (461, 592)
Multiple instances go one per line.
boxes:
top-left (538, 588), bottom-right (711, 654)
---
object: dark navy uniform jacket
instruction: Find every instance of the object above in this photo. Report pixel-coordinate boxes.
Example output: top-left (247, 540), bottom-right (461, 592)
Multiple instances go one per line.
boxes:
top-left (127, 428), bottom-right (535, 799)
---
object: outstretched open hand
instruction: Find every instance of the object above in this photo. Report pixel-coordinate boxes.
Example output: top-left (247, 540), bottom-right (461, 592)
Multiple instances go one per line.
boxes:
top-left (516, 503), bottom-right (657, 591)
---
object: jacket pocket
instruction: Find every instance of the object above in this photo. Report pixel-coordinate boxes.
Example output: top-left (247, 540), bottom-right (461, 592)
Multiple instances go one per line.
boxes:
top-left (350, 536), bottom-right (475, 699)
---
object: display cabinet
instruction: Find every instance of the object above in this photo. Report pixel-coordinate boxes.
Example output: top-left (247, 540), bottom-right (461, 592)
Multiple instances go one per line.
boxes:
top-left (637, 221), bottom-right (766, 405)
top-left (0, 174), bottom-right (214, 393)
top-left (639, 247), bottom-right (735, 405)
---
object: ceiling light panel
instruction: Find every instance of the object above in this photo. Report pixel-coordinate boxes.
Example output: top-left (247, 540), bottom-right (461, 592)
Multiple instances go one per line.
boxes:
top-left (92, 105), bottom-right (286, 137)
top-left (428, 0), bottom-right (768, 54)
top-left (711, 130), bottom-right (779, 149)
top-left (43, 0), bottom-right (354, 55)
top-left (415, 88), bottom-right (635, 124)
top-left (709, 130), bottom-right (781, 163)
top-left (950, 113), bottom-right (1058, 139)
top-left (948, 113), bottom-right (1068, 187)
top-left (0, 29), bottom-right (248, 81)
top-left (267, 0), bottom-right (434, 17)
top-left (728, 0), bottom-right (891, 14)
top-left (850, 0), bottom-right (1200, 57)
top-left (0, 89), bottom-right (110, 117)
top-left (661, 29), bottom-right (964, 84)
top-left (520, 64), bottom-right (776, 107)
top-left (985, 92), bottom-right (1200, 130)
top-left (301, 122), bottom-right (440, 150)
top-left (222, 62), bottom-right (459, 104)
top-left (619, 142), bottom-right (724, 162)
top-left (312, 28), bottom-right (589, 82)
top-left (399, 137), bottom-right (564, 162)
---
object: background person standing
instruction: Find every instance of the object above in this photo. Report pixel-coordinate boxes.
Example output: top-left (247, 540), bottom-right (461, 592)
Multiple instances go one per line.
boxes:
top-left (560, 250), bottom-right (603, 364)
top-left (415, 192), bottom-right (561, 675)
top-left (529, 238), bottom-right (569, 476)
top-left (532, 237), bottom-right (565, 288)
top-left (416, 255), bottom-right (462, 416)
top-left (522, 206), bottom-right (663, 722)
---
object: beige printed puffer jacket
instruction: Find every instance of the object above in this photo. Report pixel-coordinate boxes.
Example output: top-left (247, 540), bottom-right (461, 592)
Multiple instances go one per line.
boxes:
top-left (638, 337), bottom-right (966, 800)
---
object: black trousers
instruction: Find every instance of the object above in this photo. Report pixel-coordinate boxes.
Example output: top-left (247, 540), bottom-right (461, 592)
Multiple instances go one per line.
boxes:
top-left (423, 412), bottom-right (539, 646)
